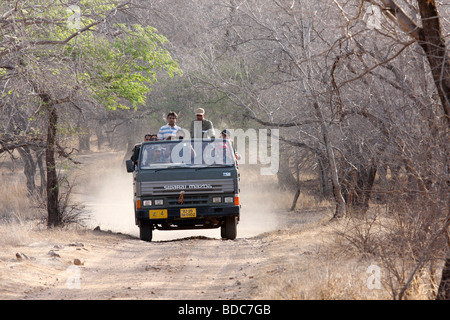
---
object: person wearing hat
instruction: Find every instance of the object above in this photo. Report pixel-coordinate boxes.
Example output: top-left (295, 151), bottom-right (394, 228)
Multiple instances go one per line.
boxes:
top-left (146, 145), bottom-right (169, 164)
top-left (221, 129), bottom-right (231, 139)
top-left (190, 108), bottom-right (215, 139)
top-left (221, 129), bottom-right (241, 162)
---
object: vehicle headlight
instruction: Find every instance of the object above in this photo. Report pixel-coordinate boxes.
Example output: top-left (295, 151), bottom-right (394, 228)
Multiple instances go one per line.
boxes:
top-left (212, 197), bottom-right (222, 203)
top-left (224, 197), bottom-right (234, 203)
top-left (154, 199), bottom-right (164, 205)
top-left (143, 200), bottom-right (152, 206)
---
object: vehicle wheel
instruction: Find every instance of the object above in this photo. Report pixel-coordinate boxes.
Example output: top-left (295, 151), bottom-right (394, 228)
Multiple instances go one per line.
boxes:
top-left (220, 224), bottom-right (226, 239)
top-left (139, 221), bottom-right (153, 242)
top-left (221, 216), bottom-right (237, 240)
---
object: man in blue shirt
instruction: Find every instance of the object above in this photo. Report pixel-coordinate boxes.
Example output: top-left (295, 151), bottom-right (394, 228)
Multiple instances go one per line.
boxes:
top-left (157, 112), bottom-right (181, 140)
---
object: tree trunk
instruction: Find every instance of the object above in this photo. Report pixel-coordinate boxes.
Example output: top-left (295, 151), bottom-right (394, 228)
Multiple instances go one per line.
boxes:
top-left (417, 0), bottom-right (450, 125)
top-left (78, 131), bottom-right (91, 152)
top-left (437, 248), bottom-right (450, 300)
top-left (379, 1), bottom-right (450, 296)
top-left (17, 147), bottom-right (36, 195)
top-left (346, 164), bottom-right (377, 215)
top-left (289, 161), bottom-right (301, 212)
top-left (313, 103), bottom-right (346, 218)
top-left (36, 150), bottom-right (46, 196)
top-left (318, 157), bottom-right (331, 198)
top-left (415, 1), bottom-right (450, 298)
top-left (290, 188), bottom-right (300, 212)
top-left (95, 123), bottom-right (106, 151)
top-left (46, 105), bottom-right (60, 227)
top-left (277, 154), bottom-right (297, 191)
top-left (359, 165), bottom-right (377, 212)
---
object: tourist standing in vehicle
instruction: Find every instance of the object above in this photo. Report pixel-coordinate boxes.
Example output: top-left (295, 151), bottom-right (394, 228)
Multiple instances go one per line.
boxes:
top-left (190, 108), bottom-right (215, 139)
top-left (131, 134), bottom-right (154, 166)
top-left (157, 112), bottom-right (181, 140)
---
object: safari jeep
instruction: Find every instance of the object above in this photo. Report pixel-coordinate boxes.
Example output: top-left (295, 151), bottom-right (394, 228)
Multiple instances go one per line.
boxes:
top-left (125, 138), bottom-right (240, 241)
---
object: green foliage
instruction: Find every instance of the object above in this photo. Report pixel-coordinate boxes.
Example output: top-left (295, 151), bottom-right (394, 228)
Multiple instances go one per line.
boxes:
top-left (1, 0), bottom-right (182, 111)
top-left (71, 24), bottom-right (182, 110)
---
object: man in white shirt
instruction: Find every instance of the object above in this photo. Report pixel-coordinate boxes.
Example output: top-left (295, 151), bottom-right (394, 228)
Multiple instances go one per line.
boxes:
top-left (157, 111), bottom-right (181, 140)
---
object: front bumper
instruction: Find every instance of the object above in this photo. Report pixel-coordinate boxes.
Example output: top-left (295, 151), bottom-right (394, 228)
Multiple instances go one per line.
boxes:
top-left (135, 205), bottom-right (240, 225)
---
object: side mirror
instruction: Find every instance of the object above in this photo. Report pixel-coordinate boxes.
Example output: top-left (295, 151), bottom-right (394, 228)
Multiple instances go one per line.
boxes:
top-left (125, 160), bottom-right (135, 173)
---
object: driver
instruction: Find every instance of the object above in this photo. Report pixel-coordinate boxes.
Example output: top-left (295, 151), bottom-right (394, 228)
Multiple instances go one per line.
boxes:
top-left (145, 145), bottom-right (169, 164)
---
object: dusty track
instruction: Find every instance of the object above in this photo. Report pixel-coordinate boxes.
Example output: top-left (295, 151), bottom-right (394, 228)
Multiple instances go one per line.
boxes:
top-left (19, 236), bottom-right (264, 300)
top-left (1, 211), bottom-right (329, 300)
top-left (0, 151), bottom-right (333, 300)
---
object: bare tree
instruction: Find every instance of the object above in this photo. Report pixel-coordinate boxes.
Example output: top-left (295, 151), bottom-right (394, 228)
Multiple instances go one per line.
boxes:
top-left (336, 0), bottom-right (449, 299)
top-left (1, 0), bottom-right (181, 227)
top-left (189, 0), bottom-right (448, 298)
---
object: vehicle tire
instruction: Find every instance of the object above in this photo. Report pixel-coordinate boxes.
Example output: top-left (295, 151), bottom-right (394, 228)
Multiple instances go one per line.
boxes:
top-left (139, 221), bottom-right (153, 242)
top-left (221, 216), bottom-right (237, 240)
top-left (220, 224), bottom-right (226, 239)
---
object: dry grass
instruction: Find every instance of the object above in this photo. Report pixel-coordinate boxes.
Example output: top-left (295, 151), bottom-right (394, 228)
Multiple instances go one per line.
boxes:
top-left (248, 217), bottom-right (392, 300)
top-left (326, 206), bottom-right (445, 300)
top-left (0, 171), bottom-right (43, 222)
top-left (0, 221), bottom-right (33, 247)
top-left (0, 220), bottom-right (90, 248)
top-left (1, 154), bottom-right (444, 300)
top-left (0, 151), bottom-right (104, 227)
top-left (245, 200), bottom-right (445, 300)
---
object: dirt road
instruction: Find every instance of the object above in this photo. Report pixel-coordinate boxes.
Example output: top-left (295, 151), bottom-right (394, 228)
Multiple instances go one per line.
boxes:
top-left (0, 152), bottom-right (334, 300)
top-left (23, 236), bottom-right (267, 300)
top-left (0, 210), bottom-right (330, 300)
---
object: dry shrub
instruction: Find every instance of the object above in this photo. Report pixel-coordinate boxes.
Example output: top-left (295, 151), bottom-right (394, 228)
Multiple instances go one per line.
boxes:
top-left (334, 198), bottom-right (447, 300)
top-left (32, 174), bottom-right (90, 227)
top-left (0, 159), bottom-right (89, 227)
top-left (379, 198), bottom-right (445, 299)
top-left (333, 211), bottom-right (383, 257)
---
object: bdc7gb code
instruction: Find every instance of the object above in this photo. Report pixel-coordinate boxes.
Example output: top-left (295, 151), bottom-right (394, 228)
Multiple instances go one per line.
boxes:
top-left (222, 304), bottom-right (271, 315)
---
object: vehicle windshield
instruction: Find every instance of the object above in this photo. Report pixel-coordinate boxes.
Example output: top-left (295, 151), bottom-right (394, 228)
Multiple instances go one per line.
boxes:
top-left (139, 139), bottom-right (236, 170)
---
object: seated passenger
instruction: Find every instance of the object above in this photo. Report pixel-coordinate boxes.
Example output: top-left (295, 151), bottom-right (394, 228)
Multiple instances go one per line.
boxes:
top-left (144, 145), bottom-right (169, 165)
top-left (203, 140), bottom-right (234, 165)
top-left (214, 141), bottom-right (234, 164)
top-left (164, 140), bottom-right (196, 164)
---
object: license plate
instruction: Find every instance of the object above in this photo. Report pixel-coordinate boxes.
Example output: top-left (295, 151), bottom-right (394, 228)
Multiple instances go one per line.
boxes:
top-left (180, 208), bottom-right (196, 218)
top-left (149, 209), bottom-right (168, 219)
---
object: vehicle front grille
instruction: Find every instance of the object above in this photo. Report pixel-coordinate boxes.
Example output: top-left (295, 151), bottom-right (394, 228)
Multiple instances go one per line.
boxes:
top-left (140, 179), bottom-right (234, 196)
top-left (167, 195), bottom-right (209, 206)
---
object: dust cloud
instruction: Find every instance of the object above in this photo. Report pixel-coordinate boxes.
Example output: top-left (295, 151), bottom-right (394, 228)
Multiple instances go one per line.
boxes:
top-left (78, 153), bottom-right (281, 241)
